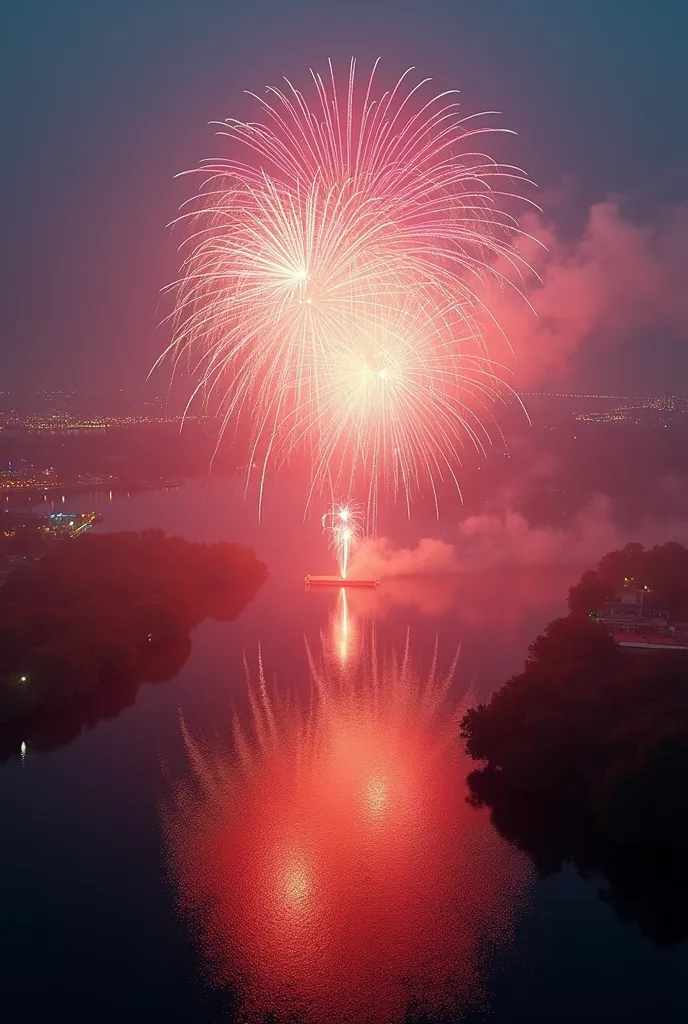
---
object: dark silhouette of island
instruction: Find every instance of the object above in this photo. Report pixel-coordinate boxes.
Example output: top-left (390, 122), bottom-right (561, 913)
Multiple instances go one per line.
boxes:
top-left (461, 543), bottom-right (688, 944)
top-left (0, 530), bottom-right (267, 750)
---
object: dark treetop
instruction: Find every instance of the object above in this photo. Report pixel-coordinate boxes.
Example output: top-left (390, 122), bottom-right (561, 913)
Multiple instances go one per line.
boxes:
top-left (461, 543), bottom-right (688, 943)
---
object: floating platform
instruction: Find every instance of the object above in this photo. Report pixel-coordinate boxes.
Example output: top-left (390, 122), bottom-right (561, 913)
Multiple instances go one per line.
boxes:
top-left (305, 574), bottom-right (380, 588)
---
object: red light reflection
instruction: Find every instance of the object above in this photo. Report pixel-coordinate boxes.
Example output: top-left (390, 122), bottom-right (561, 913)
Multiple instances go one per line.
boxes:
top-left (164, 633), bottom-right (530, 1022)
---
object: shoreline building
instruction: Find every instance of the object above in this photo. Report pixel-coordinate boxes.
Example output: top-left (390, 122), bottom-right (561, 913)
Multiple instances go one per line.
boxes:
top-left (595, 581), bottom-right (688, 651)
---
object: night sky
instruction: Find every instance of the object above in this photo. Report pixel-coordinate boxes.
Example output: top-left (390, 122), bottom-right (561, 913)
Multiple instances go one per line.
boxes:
top-left (1, 0), bottom-right (686, 396)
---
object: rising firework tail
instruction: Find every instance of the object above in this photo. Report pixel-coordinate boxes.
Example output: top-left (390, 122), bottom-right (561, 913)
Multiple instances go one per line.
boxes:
top-left (321, 501), bottom-right (363, 578)
top-left (156, 59), bottom-right (537, 524)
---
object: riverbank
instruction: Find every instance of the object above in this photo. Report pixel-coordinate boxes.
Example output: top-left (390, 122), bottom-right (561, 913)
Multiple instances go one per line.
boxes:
top-left (0, 530), bottom-right (267, 726)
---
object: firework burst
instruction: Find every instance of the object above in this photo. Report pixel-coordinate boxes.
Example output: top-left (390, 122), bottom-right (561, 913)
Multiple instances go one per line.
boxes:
top-left (322, 501), bottom-right (364, 578)
top-left (158, 59), bottom-right (536, 520)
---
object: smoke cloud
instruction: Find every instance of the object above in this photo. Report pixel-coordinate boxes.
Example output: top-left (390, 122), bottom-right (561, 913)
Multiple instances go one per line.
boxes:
top-left (349, 494), bottom-right (688, 580)
top-left (492, 196), bottom-right (688, 383)
top-left (350, 536), bottom-right (459, 578)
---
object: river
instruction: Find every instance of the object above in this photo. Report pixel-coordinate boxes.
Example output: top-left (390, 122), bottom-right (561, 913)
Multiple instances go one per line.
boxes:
top-left (1, 477), bottom-right (686, 1022)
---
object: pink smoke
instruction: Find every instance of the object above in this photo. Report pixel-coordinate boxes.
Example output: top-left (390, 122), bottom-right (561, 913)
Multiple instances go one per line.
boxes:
top-left (490, 197), bottom-right (688, 383)
top-left (349, 536), bottom-right (459, 577)
top-left (348, 495), bottom-right (688, 579)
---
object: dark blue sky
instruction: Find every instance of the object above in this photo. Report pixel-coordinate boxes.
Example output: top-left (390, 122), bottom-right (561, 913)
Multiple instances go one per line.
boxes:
top-left (1, 0), bottom-right (686, 395)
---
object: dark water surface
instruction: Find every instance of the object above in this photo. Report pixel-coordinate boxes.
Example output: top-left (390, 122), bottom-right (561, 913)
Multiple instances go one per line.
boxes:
top-left (1, 479), bottom-right (687, 1022)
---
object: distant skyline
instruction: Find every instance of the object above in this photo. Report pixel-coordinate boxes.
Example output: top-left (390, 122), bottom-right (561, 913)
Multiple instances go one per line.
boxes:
top-left (4, 385), bottom-right (688, 414)
top-left (1, 0), bottom-right (687, 396)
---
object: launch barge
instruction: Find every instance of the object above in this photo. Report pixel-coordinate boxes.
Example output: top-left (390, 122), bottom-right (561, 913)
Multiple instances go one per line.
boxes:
top-left (305, 575), bottom-right (380, 588)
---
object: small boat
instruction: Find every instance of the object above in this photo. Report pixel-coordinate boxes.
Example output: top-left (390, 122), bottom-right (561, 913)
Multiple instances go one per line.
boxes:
top-left (305, 574), bottom-right (380, 588)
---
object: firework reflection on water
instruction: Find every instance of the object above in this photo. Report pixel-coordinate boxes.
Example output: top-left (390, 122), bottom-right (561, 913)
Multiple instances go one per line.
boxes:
top-left (163, 606), bottom-right (531, 1022)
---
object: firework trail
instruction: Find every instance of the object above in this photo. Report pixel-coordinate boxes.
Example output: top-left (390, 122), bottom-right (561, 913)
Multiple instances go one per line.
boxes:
top-left (322, 501), bottom-right (363, 578)
top-left (158, 59), bottom-right (536, 521)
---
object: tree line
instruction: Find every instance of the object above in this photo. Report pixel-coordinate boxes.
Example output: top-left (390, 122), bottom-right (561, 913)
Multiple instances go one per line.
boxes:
top-left (0, 529), bottom-right (267, 725)
top-left (461, 542), bottom-right (688, 942)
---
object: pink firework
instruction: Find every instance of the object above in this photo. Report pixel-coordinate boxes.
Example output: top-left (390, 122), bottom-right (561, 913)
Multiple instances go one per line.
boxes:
top-left (158, 59), bottom-right (537, 519)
